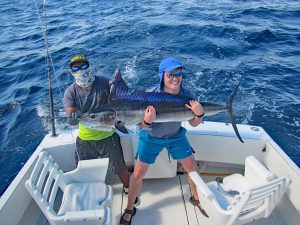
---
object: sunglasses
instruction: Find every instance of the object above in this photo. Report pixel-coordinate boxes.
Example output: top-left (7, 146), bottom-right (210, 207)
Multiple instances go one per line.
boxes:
top-left (165, 70), bottom-right (183, 78)
top-left (71, 64), bottom-right (89, 72)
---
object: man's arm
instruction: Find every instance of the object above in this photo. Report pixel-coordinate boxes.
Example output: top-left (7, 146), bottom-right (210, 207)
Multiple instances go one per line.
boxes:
top-left (188, 115), bottom-right (203, 127)
top-left (64, 87), bottom-right (79, 125)
top-left (66, 107), bottom-right (80, 125)
top-left (66, 107), bottom-right (77, 114)
top-left (139, 106), bottom-right (156, 128)
top-left (185, 100), bottom-right (204, 127)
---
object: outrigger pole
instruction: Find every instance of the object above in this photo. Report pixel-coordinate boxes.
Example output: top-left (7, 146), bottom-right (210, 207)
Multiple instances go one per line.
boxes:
top-left (43, 1), bottom-right (56, 137)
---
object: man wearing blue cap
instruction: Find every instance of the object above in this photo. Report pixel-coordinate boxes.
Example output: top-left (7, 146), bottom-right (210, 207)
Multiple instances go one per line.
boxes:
top-left (120, 58), bottom-right (207, 225)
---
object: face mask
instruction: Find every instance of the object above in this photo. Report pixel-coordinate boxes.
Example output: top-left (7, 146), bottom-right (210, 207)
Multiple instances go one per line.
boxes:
top-left (72, 68), bottom-right (95, 88)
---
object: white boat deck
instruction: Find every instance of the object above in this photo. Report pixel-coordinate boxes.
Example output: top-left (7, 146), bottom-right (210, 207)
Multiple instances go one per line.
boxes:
top-left (3, 124), bottom-right (298, 225)
top-left (19, 172), bottom-right (293, 225)
top-left (105, 174), bottom-right (287, 225)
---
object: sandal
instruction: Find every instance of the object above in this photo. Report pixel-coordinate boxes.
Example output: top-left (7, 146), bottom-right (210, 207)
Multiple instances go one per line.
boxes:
top-left (189, 196), bottom-right (209, 218)
top-left (120, 207), bottom-right (137, 225)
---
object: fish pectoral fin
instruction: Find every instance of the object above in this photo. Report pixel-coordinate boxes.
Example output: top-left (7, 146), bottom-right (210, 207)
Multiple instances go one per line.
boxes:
top-left (114, 121), bottom-right (130, 134)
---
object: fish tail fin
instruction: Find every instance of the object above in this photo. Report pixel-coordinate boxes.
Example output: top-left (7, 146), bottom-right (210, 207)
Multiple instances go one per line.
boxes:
top-left (226, 81), bottom-right (244, 143)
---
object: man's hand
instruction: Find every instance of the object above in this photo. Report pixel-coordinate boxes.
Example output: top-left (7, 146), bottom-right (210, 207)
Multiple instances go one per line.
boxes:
top-left (67, 112), bottom-right (80, 125)
top-left (143, 106), bottom-right (156, 125)
top-left (186, 100), bottom-right (204, 127)
top-left (185, 100), bottom-right (204, 117)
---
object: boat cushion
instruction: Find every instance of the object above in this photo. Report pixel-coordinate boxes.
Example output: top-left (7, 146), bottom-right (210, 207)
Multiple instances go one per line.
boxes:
top-left (58, 182), bottom-right (109, 216)
top-left (206, 174), bottom-right (252, 210)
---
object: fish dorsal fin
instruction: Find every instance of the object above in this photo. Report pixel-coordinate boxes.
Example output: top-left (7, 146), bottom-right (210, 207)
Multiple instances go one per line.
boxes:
top-left (109, 68), bottom-right (191, 103)
top-left (109, 68), bottom-right (129, 102)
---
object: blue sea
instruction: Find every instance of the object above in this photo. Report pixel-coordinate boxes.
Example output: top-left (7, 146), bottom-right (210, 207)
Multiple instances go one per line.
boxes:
top-left (0, 0), bottom-right (299, 195)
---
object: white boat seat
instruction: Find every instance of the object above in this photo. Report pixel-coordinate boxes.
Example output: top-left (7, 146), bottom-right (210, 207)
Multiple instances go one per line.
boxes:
top-left (25, 151), bottom-right (113, 225)
top-left (189, 155), bottom-right (291, 225)
top-left (58, 182), bottom-right (111, 216)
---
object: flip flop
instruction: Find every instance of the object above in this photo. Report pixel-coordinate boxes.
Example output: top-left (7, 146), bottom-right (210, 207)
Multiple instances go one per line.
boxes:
top-left (189, 196), bottom-right (209, 218)
top-left (120, 207), bottom-right (137, 225)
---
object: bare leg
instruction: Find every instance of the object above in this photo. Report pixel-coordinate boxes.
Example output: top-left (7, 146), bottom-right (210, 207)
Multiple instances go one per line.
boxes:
top-left (120, 158), bottom-right (150, 224)
top-left (118, 167), bottom-right (130, 188)
top-left (179, 155), bottom-right (199, 200)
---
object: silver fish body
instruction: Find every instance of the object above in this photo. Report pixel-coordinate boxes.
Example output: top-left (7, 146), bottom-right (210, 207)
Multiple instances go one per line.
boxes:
top-left (79, 101), bottom-right (227, 130)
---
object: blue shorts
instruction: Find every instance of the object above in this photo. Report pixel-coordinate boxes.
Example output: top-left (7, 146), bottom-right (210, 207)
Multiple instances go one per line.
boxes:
top-left (136, 127), bottom-right (193, 164)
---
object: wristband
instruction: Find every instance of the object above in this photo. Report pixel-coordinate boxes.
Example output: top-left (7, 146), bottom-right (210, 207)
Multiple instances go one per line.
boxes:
top-left (195, 112), bottom-right (205, 118)
top-left (143, 120), bottom-right (152, 126)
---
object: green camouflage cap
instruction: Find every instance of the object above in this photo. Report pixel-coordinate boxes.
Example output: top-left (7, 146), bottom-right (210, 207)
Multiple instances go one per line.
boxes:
top-left (69, 54), bottom-right (89, 68)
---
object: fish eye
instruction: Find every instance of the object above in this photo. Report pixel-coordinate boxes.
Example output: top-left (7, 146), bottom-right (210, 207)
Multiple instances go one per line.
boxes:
top-left (89, 113), bottom-right (95, 119)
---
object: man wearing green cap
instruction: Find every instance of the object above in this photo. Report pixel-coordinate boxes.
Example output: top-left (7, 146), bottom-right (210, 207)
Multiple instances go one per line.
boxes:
top-left (64, 54), bottom-right (131, 192)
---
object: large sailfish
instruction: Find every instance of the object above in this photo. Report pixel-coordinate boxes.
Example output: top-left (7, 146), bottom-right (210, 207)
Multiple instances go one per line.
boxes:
top-left (78, 69), bottom-right (244, 143)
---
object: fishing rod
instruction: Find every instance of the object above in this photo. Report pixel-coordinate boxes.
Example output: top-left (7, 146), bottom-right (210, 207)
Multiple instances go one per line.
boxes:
top-left (34, 0), bottom-right (68, 136)
top-left (34, 0), bottom-right (70, 136)
top-left (43, 0), bottom-right (56, 137)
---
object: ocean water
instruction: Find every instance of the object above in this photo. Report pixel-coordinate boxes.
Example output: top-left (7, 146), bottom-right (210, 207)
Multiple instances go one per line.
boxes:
top-left (0, 0), bottom-right (299, 195)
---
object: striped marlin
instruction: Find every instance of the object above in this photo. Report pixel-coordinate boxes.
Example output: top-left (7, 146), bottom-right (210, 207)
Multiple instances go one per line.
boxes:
top-left (79, 69), bottom-right (244, 143)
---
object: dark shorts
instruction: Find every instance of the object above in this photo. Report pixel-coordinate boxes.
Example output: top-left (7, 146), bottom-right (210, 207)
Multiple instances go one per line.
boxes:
top-left (75, 133), bottom-right (127, 175)
top-left (136, 127), bottom-right (193, 164)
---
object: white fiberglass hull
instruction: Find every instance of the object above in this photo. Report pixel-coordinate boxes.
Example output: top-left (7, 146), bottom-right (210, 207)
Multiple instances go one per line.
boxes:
top-left (0, 121), bottom-right (300, 225)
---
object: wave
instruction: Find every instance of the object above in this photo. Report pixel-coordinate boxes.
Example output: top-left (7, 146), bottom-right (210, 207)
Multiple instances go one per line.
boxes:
top-left (1, 0), bottom-right (300, 195)
top-left (246, 29), bottom-right (278, 44)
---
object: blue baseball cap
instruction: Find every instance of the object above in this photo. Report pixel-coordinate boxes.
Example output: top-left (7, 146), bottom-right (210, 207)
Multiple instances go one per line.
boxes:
top-left (159, 57), bottom-right (183, 90)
